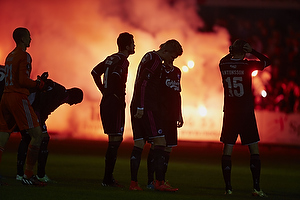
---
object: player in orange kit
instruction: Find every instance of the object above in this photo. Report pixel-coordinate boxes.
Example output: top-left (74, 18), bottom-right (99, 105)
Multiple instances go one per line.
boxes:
top-left (0, 27), bottom-right (46, 186)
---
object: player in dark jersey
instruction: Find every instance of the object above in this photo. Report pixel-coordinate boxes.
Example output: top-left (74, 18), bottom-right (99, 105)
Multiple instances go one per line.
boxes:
top-left (146, 60), bottom-right (183, 190)
top-left (15, 77), bottom-right (83, 183)
top-left (129, 39), bottom-right (183, 191)
top-left (91, 32), bottom-right (135, 187)
top-left (0, 28), bottom-right (46, 186)
top-left (219, 39), bottom-right (271, 197)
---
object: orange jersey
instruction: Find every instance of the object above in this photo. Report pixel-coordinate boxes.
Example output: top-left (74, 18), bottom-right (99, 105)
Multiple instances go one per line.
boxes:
top-left (4, 46), bottom-right (36, 95)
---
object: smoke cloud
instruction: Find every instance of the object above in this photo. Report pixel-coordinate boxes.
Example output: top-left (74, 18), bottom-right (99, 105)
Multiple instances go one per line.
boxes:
top-left (0, 0), bottom-right (230, 141)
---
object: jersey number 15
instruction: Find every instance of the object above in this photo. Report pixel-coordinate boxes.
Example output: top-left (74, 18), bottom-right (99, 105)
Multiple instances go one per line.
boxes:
top-left (225, 77), bottom-right (244, 97)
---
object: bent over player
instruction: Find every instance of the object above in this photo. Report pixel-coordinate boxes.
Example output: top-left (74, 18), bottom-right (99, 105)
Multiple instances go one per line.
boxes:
top-left (219, 39), bottom-right (271, 197)
top-left (16, 77), bottom-right (83, 182)
top-left (91, 32), bottom-right (135, 187)
top-left (129, 39), bottom-right (183, 191)
top-left (0, 27), bottom-right (46, 186)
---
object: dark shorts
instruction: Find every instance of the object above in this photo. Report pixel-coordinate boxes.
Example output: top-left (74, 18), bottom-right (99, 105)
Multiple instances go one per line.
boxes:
top-left (100, 95), bottom-right (125, 135)
top-left (131, 107), bottom-right (164, 141)
top-left (162, 120), bottom-right (177, 147)
top-left (220, 111), bottom-right (260, 145)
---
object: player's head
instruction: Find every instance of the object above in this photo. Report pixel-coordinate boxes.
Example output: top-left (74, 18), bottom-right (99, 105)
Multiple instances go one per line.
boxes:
top-left (66, 88), bottom-right (83, 105)
top-left (231, 39), bottom-right (247, 56)
top-left (158, 39), bottom-right (183, 63)
top-left (13, 27), bottom-right (31, 48)
top-left (117, 32), bottom-right (135, 55)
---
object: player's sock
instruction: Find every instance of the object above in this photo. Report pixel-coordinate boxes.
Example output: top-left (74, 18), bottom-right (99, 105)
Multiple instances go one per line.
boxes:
top-left (153, 145), bottom-right (165, 182)
top-left (162, 151), bottom-right (170, 181)
top-left (37, 137), bottom-right (49, 178)
top-left (130, 146), bottom-right (143, 182)
top-left (250, 154), bottom-right (261, 191)
top-left (17, 133), bottom-right (31, 176)
top-left (0, 146), bottom-right (4, 165)
top-left (147, 148), bottom-right (155, 184)
top-left (24, 145), bottom-right (40, 179)
top-left (103, 140), bottom-right (121, 183)
top-left (222, 155), bottom-right (232, 190)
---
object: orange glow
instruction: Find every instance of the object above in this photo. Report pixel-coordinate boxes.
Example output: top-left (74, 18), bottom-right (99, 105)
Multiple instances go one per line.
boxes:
top-left (0, 0), bottom-right (231, 142)
top-left (261, 90), bottom-right (267, 97)
top-left (252, 70), bottom-right (258, 77)
top-left (182, 66), bottom-right (189, 73)
top-left (187, 60), bottom-right (195, 69)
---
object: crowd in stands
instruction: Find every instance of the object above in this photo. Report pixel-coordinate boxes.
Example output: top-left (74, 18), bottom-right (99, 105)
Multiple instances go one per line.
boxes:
top-left (199, 6), bottom-right (300, 113)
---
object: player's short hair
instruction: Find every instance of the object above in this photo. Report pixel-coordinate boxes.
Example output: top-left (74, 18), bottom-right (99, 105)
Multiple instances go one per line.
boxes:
top-left (231, 39), bottom-right (247, 54)
top-left (13, 27), bottom-right (30, 44)
top-left (117, 32), bottom-right (134, 51)
top-left (159, 39), bottom-right (183, 57)
top-left (66, 88), bottom-right (83, 105)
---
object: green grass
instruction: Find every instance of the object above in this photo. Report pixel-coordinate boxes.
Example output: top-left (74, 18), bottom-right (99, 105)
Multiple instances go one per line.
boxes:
top-left (1, 136), bottom-right (300, 200)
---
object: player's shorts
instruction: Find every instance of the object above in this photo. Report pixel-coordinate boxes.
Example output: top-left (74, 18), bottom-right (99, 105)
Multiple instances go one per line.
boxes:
top-left (162, 120), bottom-right (177, 147)
top-left (130, 106), bottom-right (164, 141)
top-left (220, 111), bottom-right (260, 145)
top-left (100, 95), bottom-right (125, 136)
top-left (0, 92), bottom-right (40, 132)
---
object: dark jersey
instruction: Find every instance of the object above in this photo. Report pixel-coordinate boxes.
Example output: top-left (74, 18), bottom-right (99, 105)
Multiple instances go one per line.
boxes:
top-left (219, 53), bottom-right (269, 113)
top-left (91, 53), bottom-right (129, 103)
top-left (160, 66), bottom-right (181, 120)
top-left (0, 65), bottom-right (4, 100)
top-left (131, 51), bottom-right (163, 111)
top-left (30, 81), bottom-right (68, 124)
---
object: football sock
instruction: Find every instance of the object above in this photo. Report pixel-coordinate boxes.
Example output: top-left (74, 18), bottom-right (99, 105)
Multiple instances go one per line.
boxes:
top-left (147, 148), bottom-right (155, 184)
top-left (153, 145), bottom-right (165, 182)
top-left (0, 146), bottom-right (4, 165)
top-left (222, 155), bottom-right (232, 190)
top-left (163, 151), bottom-right (170, 181)
top-left (130, 146), bottom-right (143, 182)
top-left (250, 154), bottom-right (261, 191)
top-left (17, 133), bottom-right (31, 176)
top-left (37, 137), bottom-right (49, 178)
top-left (103, 140), bottom-right (121, 183)
top-left (24, 144), bottom-right (40, 179)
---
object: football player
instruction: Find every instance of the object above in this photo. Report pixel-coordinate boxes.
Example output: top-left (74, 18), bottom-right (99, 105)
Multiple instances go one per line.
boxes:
top-left (91, 32), bottom-right (135, 187)
top-left (129, 39), bottom-right (183, 191)
top-left (16, 76), bottom-right (83, 183)
top-left (219, 39), bottom-right (271, 197)
top-left (0, 27), bottom-right (46, 186)
top-left (146, 59), bottom-right (183, 191)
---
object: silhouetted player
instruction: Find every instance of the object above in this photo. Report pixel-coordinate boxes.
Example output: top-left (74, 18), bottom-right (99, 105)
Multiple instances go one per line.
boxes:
top-left (219, 39), bottom-right (271, 197)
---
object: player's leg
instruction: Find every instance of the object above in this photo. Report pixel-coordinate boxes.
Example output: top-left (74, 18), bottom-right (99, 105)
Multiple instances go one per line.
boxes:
top-left (147, 144), bottom-right (155, 187)
top-left (222, 144), bottom-right (233, 194)
top-left (248, 143), bottom-right (261, 191)
top-left (129, 139), bottom-right (144, 190)
top-left (103, 134), bottom-right (123, 186)
top-left (17, 130), bottom-right (31, 179)
top-left (163, 146), bottom-right (172, 181)
top-left (0, 132), bottom-right (10, 166)
top-left (37, 131), bottom-right (50, 181)
top-left (24, 126), bottom-right (43, 179)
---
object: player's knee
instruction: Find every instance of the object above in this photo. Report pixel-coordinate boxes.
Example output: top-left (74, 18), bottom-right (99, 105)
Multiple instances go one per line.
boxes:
top-left (0, 132), bottom-right (10, 147)
top-left (27, 127), bottom-right (43, 147)
top-left (153, 137), bottom-right (166, 146)
top-left (165, 147), bottom-right (172, 153)
top-left (134, 139), bottom-right (145, 149)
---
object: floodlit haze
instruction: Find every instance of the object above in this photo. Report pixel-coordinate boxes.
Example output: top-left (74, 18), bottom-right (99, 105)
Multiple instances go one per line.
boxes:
top-left (0, 0), bottom-right (232, 141)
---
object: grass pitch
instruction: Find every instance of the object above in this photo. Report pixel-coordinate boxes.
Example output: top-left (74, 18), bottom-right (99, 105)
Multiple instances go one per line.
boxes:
top-left (1, 134), bottom-right (300, 200)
